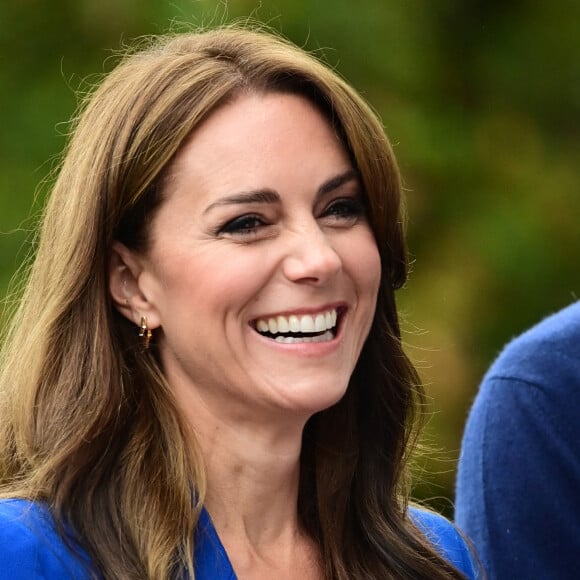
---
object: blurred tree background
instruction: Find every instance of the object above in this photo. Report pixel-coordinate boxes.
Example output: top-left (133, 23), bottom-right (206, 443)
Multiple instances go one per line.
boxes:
top-left (1, 0), bottom-right (579, 516)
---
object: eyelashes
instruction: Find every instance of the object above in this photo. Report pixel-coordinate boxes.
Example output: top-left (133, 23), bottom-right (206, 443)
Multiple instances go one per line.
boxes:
top-left (217, 214), bottom-right (267, 237)
top-left (216, 195), bottom-right (367, 239)
top-left (321, 197), bottom-right (366, 222)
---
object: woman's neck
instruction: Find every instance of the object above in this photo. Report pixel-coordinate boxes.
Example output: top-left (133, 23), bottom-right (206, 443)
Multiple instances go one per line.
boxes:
top-left (171, 373), bottom-right (322, 577)
top-left (198, 414), bottom-right (305, 543)
top-left (195, 413), bottom-right (322, 578)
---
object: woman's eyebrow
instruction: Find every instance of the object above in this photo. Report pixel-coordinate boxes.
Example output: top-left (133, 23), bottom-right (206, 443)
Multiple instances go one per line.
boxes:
top-left (203, 189), bottom-right (280, 214)
top-left (203, 169), bottom-right (358, 215)
top-left (317, 169), bottom-right (358, 197)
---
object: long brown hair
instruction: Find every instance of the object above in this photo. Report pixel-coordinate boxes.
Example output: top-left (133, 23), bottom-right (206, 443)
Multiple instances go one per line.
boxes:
top-left (0, 25), bottom-right (467, 579)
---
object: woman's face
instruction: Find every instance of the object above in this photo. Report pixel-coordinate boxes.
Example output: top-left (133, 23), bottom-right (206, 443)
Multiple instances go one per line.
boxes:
top-left (131, 92), bottom-right (381, 425)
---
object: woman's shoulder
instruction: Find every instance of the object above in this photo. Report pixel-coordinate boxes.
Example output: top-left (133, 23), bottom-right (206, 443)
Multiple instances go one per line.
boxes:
top-left (0, 498), bottom-right (91, 579)
top-left (409, 506), bottom-right (480, 579)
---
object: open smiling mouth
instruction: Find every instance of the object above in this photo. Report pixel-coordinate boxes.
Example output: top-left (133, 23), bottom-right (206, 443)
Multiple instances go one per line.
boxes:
top-left (252, 307), bottom-right (344, 344)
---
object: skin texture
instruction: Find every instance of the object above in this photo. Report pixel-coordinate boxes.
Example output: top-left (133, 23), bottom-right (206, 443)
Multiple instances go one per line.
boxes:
top-left (110, 92), bottom-right (381, 577)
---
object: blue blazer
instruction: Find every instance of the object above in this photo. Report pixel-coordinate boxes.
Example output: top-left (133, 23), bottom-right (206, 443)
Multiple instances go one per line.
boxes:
top-left (0, 499), bottom-right (478, 578)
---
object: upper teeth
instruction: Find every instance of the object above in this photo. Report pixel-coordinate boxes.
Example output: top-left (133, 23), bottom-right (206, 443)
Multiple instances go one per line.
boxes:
top-left (255, 309), bottom-right (338, 335)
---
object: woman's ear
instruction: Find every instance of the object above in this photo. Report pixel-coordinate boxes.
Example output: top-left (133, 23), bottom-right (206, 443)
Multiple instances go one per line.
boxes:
top-left (109, 241), bottom-right (160, 328)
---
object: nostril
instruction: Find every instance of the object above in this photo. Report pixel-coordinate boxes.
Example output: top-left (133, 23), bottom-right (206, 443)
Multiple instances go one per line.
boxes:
top-left (282, 240), bottom-right (341, 284)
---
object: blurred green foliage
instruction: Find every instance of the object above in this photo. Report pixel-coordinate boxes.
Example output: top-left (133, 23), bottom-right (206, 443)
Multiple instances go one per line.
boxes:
top-left (1, 0), bottom-right (579, 516)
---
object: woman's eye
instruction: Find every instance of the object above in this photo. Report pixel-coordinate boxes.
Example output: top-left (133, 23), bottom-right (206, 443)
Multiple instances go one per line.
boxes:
top-left (322, 197), bottom-right (366, 223)
top-left (218, 214), bottom-right (266, 236)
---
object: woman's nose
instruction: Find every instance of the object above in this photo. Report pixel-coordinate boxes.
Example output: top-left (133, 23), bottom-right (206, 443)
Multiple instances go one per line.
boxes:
top-left (281, 224), bottom-right (342, 285)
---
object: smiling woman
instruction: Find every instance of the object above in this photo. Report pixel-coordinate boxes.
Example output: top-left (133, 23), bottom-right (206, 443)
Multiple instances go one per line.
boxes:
top-left (0, 26), bottom-right (480, 579)
top-left (110, 92), bottom-right (381, 424)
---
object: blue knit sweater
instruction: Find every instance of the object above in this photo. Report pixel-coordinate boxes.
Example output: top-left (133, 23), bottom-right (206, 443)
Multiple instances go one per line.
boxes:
top-left (455, 300), bottom-right (580, 579)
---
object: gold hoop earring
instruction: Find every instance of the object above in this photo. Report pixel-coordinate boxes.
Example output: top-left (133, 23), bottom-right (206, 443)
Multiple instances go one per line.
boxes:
top-left (138, 316), bottom-right (152, 349)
